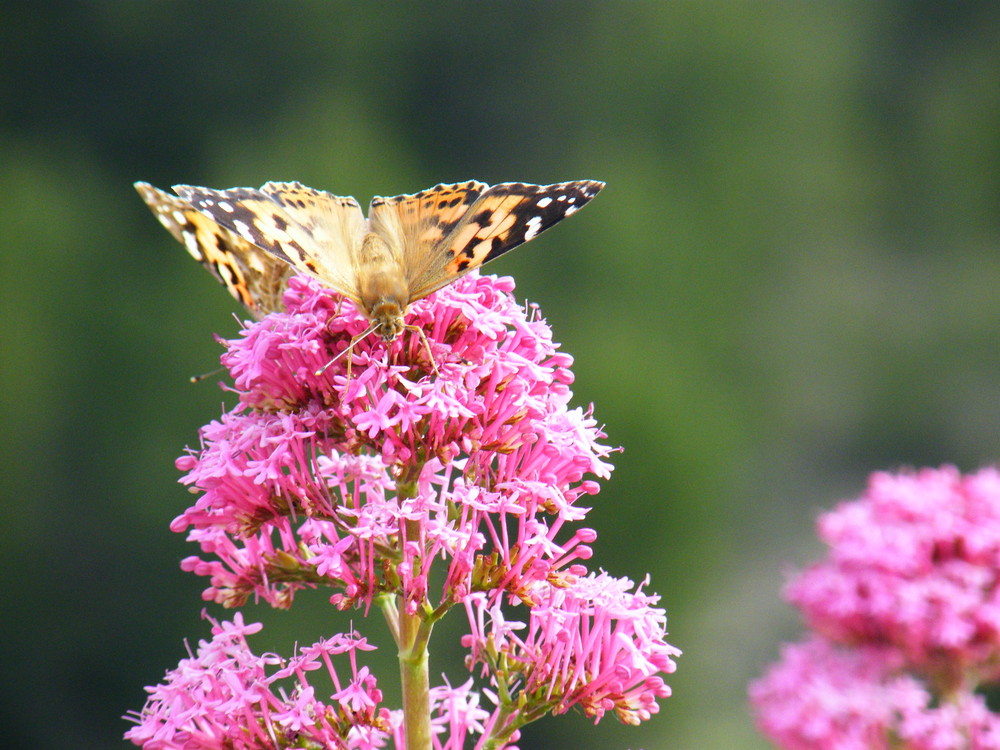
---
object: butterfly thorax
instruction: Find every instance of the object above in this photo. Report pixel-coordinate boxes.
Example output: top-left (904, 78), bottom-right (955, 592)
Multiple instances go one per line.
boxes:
top-left (356, 232), bottom-right (409, 341)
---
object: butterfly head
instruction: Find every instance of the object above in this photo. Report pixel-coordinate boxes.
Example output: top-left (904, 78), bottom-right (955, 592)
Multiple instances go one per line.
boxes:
top-left (369, 302), bottom-right (407, 341)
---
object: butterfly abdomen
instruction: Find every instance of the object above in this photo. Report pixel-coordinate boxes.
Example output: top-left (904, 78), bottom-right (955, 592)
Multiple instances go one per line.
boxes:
top-left (355, 232), bottom-right (409, 340)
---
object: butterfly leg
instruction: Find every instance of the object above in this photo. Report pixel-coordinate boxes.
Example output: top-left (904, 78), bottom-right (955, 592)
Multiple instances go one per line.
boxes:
top-left (403, 324), bottom-right (440, 377)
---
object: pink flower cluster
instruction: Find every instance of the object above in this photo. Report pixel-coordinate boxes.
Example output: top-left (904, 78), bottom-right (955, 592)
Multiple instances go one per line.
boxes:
top-left (129, 272), bottom-right (677, 748)
top-left (464, 573), bottom-right (678, 728)
top-left (751, 466), bottom-right (1000, 749)
top-left (751, 638), bottom-right (1000, 750)
top-left (172, 273), bottom-right (614, 613)
top-left (125, 613), bottom-right (499, 750)
top-left (124, 613), bottom-right (392, 749)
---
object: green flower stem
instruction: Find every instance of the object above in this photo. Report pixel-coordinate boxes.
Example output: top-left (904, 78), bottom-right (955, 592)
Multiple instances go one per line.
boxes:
top-left (381, 513), bottom-right (435, 750)
top-left (396, 598), bottom-right (433, 750)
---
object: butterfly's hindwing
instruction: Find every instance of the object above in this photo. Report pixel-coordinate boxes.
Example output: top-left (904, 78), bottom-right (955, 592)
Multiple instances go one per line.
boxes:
top-left (368, 181), bottom-right (487, 298)
top-left (134, 181), bottom-right (292, 317)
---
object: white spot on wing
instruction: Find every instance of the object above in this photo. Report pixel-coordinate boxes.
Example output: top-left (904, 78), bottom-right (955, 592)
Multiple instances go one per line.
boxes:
top-left (233, 219), bottom-right (253, 240)
top-left (183, 232), bottom-right (201, 257)
top-left (524, 215), bottom-right (543, 241)
top-left (536, 196), bottom-right (553, 208)
top-left (219, 201), bottom-right (235, 213)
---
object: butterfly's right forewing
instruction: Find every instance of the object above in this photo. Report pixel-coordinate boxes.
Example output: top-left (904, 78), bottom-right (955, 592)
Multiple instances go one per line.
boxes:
top-left (382, 180), bottom-right (605, 302)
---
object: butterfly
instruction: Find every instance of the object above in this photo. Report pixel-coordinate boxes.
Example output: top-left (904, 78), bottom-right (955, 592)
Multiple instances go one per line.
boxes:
top-left (135, 181), bottom-right (293, 319)
top-left (169, 179), bottom-right (605, 340)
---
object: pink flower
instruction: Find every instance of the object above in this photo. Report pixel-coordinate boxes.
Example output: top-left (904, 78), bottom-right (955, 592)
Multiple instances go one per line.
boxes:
top-left (750, 637), bottom-right (1000, 750)
top-left (787, 466), bottom-right (1000, 678)
top-left (134, 271), bottom-right (675, 747)
top-left (125, 614), bottom-right (521, 750)
top-left (385, 678), bottom-right (507, 750)
top-left (753, 467), bottom-right (1000, 750)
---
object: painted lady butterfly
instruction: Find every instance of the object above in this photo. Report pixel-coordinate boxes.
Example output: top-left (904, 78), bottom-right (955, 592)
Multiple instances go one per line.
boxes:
top-left (163, 179), bottom-right (605, 339)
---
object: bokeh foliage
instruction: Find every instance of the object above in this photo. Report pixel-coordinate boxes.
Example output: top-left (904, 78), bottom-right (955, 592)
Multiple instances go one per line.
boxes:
top-left (2, 3), bottom-right (999, 748)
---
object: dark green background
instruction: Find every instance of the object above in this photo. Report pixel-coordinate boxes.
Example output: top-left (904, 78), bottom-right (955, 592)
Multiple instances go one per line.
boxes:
top-left (3, 2), bottom-right (999, 748)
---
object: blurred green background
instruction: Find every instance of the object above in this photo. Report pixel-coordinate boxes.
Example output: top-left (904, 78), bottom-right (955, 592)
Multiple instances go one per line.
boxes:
top-left (3, 2), bottom-right (999, 748)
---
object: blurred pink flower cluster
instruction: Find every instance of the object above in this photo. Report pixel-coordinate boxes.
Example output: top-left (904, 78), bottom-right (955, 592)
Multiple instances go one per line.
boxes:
top-left (127, 273), bottom-right (678, 749)
top-left (751, 466), bottom-right (1000, 750)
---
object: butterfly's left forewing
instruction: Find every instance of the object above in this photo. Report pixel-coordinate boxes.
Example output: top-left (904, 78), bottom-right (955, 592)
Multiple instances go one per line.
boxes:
top-left (134, 182), bottom-right (292, 318)
top-left (372, 180), bottom-right (605, 303)
top-left (174, 182), bottom-right (367, 306)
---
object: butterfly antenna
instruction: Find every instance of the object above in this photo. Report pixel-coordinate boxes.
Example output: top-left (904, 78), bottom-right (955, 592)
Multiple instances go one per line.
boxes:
top-left (315, 321), bottom-right (381, 378)
top-left (189, 366), bottom-right (225, 383)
